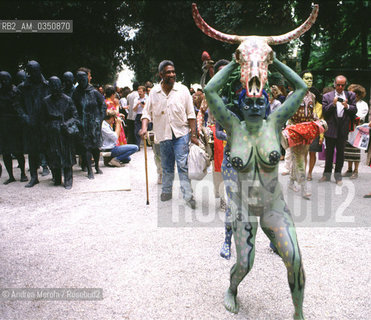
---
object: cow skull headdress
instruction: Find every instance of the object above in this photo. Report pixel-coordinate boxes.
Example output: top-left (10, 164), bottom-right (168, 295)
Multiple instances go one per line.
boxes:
top-left (192, 3), bottom-right (319, 98)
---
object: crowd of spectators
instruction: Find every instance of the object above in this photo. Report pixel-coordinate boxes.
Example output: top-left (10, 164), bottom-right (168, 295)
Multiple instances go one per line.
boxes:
top-left (0, 59), bottom-right (370, 200)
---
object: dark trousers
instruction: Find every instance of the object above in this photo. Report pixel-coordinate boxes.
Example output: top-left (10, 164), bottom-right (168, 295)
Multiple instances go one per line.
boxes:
top-left (126, 119), bottom-right (135, 145)
top-left (324, 137), bottom-right (346, 181)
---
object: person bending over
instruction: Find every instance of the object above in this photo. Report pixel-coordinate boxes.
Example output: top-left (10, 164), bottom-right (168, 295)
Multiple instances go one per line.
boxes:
top-left (101, 109), bottom-right (138, 167)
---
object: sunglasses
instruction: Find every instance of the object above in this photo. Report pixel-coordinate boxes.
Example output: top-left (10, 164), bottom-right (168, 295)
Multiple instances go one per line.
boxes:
top-left (336, 83), bottom-right (346, 87)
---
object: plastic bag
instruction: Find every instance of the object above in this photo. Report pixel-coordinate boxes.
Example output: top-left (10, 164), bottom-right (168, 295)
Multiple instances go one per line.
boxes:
top-left (188, 142), bottom-right (211, 180)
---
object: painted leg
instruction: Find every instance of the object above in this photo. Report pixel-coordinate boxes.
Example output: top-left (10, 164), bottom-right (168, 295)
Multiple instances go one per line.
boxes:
top-left (64, 167), bottom-right (73, 189)
top-left (92, 148), bottom-right (102, 174)
top-left (3, 154), bottom-right (15, 184)
top-left (260, 199), bottom-right (305, 320)
top-left (225, 185), bottom-right (258, 314)
top-left (52, 168), bottom-right (62, 185)
top-left (225, 214), bottom-right (258, 314)
top-left (25, 154), bottom-right (39, 187)
top-left (15, 153), bottom-right (28, 182)
top-left (85, 150), bottom-right (94, 179)
top-left (220, 150), bottom-right (238, 261)
top-left (220, 223), bottom-right (232, 260)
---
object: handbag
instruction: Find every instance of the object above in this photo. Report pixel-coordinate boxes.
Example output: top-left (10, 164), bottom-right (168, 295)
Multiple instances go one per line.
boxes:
top-left (188, 142), bottom-right (211, 180)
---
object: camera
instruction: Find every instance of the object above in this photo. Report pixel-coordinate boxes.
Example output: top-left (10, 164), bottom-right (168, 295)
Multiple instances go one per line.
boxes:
top-left (141, 101), bottom-right (145, 105)
top-left (337, 97), bottom-right (344, 102)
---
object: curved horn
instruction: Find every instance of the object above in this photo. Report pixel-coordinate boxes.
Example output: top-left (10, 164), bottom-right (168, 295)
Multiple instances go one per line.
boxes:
top-left (266, 4), bottom-right (319, 45)
top-left (192, 3), bottom-right (241, 44)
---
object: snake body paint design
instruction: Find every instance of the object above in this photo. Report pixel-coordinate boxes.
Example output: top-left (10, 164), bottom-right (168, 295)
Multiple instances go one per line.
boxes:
top-left (204, 57), bottom-right (308, 319)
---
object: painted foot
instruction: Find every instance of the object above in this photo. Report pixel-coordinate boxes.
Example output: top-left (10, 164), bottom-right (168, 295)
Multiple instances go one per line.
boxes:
top-left (220, 241), bottom-right (231, 260)
top-left (3, 177), bottom-right (16, 185)
top-left (224, 288), bottom-right (239, 314)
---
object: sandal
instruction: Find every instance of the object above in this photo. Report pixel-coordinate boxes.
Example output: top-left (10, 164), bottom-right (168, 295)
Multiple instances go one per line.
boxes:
top-left (307, 174), bottom-right (312, 181)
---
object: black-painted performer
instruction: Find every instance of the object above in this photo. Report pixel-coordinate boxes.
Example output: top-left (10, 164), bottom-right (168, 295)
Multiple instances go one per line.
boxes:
top-left (72, 68), bottom-right (106, 179)
top-left (15, 69), bottom-right (26, 86)
top-left (62, 71), bottom-right (75, 98)
top-left (16, 60), bottom-right (50, 187)
top-left (0, 71), bottom-right (28, 184)
top-left (41, 76), bottom-right (79, 189)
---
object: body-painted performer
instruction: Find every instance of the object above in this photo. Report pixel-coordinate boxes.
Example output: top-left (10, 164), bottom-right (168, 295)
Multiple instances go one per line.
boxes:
top-left (192, 3), bottom-right (319, 318)
top-left (286, 71), bottom-right (316, 199)
top-left (205, 54), bottom-right (307, 320)
top-left (16, 60), bottom-right (50, 187)
top-left (72, 68), bottom-right (106, 179)
top-left (0, 71), bottom-right (28, 184)
top-left (41, 77), bottom-right (79, 189)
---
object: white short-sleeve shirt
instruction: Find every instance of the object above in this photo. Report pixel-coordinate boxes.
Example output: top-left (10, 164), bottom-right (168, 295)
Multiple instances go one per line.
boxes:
top-left (141, 82), bottom-right (196, 142)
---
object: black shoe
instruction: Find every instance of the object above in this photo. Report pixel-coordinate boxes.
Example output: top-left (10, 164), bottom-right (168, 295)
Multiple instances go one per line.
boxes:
top-left (20, 173), bottom-right (28, 182)
top-left (95, 168), bottom-right (103, 174)
top-left (87, 172), bottom-right (94, 180)
top-left (185, 197), bottom-right (196, 209)
top-left (25, 178), bottom-right (39, 188)
top-left (3, 177), bottom-right (16, 185)
top-left (41, 167), bottom-right (50, 176)
top-left (81, 166), bottom-right (87, 172)
top-left (160, 193), bottom-right (172, 201)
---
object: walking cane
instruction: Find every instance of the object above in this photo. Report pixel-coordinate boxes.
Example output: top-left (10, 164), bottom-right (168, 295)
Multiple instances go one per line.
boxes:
top-left (143, 135), bottom-right (150, 205)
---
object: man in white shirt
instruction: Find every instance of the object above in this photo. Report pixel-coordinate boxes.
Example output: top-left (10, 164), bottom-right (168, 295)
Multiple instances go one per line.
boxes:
top-left (133, 85), bottom-right (146, 150)
top-left (101, 110), bottom-right (138, 167)
top-left (126, 82), bottom-right (139, 145)
top-left (140, 60), bottom-right (198, 209)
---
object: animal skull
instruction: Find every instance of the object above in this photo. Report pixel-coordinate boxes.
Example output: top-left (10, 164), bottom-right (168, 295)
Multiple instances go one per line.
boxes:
top-left (192, 3), bottom-right (319, 98)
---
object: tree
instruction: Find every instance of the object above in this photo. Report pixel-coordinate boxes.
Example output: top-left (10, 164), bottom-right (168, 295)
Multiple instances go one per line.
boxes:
top-left (121, 0), bottom-right (312, 86)
top-left (0, 0), bottom-right (126, 84)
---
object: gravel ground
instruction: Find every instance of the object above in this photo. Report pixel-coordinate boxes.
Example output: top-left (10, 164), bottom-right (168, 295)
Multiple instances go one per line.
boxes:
top-left (0, 147), bottom-right (370, 320)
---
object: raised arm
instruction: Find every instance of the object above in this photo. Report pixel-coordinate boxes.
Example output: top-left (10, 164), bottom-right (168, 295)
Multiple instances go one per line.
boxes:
top-left (204, 60), bottom-right (239, 133)
top-left (268, 58), bottom-right (307, 129)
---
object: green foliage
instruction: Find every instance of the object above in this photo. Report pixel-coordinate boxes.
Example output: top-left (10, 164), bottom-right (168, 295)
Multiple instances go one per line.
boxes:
top-left (121, 0), bottom-right (301, 86)
top-left (0, 0), bottom-right (126, 84)
top-left (0, 0), bottom-right (368, 91)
